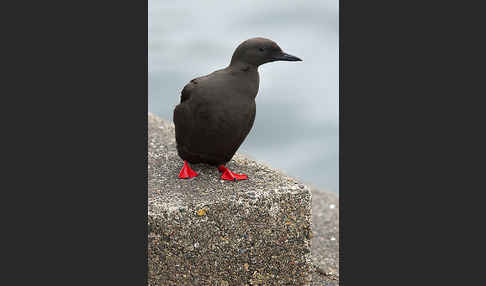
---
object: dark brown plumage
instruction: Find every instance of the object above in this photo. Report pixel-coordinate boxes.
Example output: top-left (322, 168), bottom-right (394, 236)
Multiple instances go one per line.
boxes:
top-left (174, 37), bottom-right (301, 173)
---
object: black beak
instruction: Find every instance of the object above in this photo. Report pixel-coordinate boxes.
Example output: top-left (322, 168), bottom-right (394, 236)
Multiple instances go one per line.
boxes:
top-left (273, 51), bottom-right (302, 62)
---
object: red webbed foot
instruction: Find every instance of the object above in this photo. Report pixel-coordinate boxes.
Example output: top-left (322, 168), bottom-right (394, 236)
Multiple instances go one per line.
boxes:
top-left (178, 160), bottom-right (198, 179)
top-left (218, 165), bottom-right (248, 181)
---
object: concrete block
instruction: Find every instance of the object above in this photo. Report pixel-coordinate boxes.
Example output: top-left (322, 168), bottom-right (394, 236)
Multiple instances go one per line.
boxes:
top-left (148, 113), bottom-right (313, 285)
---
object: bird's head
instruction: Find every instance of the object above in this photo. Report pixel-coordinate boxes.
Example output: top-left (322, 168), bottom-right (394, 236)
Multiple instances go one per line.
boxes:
top-left (230, 37), bottom-right (302, 67)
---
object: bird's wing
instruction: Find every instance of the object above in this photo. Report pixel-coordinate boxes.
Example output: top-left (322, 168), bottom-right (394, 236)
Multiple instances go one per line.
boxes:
top-left (179, 79), bottom-right (197, 103)
top-left (174, 81), bottom-right (199, 151)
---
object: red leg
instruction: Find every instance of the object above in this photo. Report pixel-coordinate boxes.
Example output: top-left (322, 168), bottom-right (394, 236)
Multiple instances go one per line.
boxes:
top-left (178, 160), bottom-right (198, 179)
top-left (218, 165), bottom-right (248, 181)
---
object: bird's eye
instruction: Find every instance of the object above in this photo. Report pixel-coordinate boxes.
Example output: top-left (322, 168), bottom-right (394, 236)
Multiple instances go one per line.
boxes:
top-left (259, 47), bottom-right (265, 52)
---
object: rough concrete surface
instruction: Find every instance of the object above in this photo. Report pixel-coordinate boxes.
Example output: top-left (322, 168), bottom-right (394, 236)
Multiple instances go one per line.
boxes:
top-left (309, 189), bottom-right (339, 285)
top-left (148, 113), bottom-right (339, 285)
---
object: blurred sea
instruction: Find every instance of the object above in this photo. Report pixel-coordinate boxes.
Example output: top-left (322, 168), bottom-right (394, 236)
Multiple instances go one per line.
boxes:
top-left (149, 0), bottom-right (339, 193)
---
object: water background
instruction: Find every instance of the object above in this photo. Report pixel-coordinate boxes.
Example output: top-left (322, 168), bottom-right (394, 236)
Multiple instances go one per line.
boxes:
top-left (149, 0), bottom-right (339, 193)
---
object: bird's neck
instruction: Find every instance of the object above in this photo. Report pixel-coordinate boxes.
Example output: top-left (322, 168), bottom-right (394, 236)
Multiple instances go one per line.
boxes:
top-left (229, 61), bottom-right (258, 73)
top-left (227, 62), bottom-right (260, 97)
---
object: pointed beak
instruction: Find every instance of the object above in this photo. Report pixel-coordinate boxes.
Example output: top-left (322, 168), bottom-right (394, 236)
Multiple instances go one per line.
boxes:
top-left (273, 51), bottom-right (302, 62)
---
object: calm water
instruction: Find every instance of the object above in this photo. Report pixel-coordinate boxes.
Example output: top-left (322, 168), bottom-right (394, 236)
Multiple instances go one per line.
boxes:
top-left (148, 0), bottom-right (339, 193)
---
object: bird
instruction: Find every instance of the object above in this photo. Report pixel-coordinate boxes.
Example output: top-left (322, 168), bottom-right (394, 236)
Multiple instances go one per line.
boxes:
top-left (173, 37), bottom-right (301, 181)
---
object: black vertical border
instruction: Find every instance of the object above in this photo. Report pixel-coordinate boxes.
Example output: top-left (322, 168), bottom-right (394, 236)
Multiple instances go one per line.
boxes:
top-left (340, 0), bottom-right (486, 285)
top-left (2, 1), bottom-right (148, 284)
top-left (339, 0), bottom-right (344, 284)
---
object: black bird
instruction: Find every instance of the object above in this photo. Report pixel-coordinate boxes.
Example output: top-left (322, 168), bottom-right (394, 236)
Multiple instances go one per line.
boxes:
top-left (173, 37), bottom-right (302, 181)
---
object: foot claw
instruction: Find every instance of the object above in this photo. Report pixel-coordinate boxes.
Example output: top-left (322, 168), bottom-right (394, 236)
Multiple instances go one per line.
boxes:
top-left (178, 161), bottom-right (198, 179)
top-left (218, 165), bottom-right (248, 181)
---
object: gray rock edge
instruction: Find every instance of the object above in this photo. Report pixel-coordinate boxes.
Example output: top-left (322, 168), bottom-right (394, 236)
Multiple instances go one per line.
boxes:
top-left (148, 113), bottom-right (339, 285)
